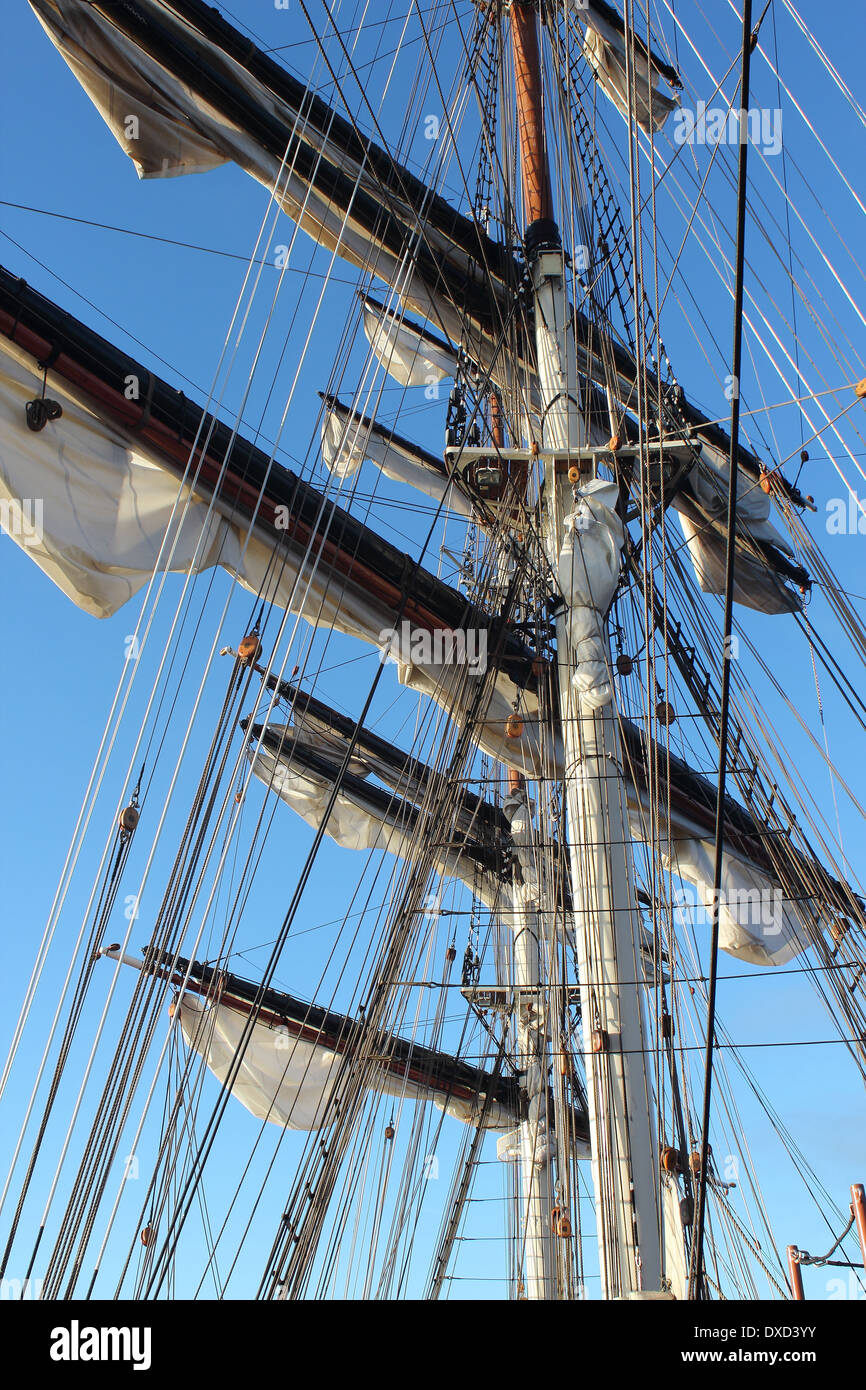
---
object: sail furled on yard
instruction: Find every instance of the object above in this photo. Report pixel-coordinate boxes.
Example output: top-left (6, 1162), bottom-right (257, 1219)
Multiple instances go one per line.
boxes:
top-left (0, 342), bottom-right (240, 618)
top-left (175, 993), bottom-right (516, 1131)
top-left (247, 723), bottom-right (508, 915)
top-left (575, 1), bottom-right (681, 133)
top-left (27, 0), bottom-right (509, 354)
top-left (671, 442), bottom-right (801, 613)
top-left (658, 837), bottom-right (810, 969)
top-left (361, 298), bottom-right (457, 390)
top-left (0, 316), bottom-right (535, 745)
top-left (245, 697), bottom-right (827, 969)
top-left (321, 396), bottom-right (473, 517)
top-left (0, 271), bottom-right (539, 695)
top-left (0, 330), bottom-right (439, 633)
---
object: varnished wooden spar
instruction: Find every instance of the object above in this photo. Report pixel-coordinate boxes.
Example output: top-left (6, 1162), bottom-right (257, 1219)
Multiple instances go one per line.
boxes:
top-left (852, 1184), bottom-right (866, 1275)
top-left (242, 711), bottom-right (508, 841)
top-left (783, 1181), bottom-right (866, 1300)
top-left (245, 722), bottom-right (507, 879)
top-left (787, 1246), bottom-right (806, 1300)
top-left (509, 2), bottom-right (553, 229)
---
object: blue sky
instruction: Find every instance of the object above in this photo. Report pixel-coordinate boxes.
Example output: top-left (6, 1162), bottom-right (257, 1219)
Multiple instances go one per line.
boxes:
top-left (0, 0), bottom-right (865, 1300)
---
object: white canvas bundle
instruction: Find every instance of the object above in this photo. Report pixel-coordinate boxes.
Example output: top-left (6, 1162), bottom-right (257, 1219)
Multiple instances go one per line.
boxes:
top-left (556, 481), bottom-right (624, 709)
top-left (660, 834), bottom-right (812, 968)
top-left (247, 730), bottom-right (508, 914)
top-left (673, 442), bottom-right (799, 613)
top-left (321, 405), bottom-right (472, 515)
top-left (0, 339), bottom-right (415, 643)
top-left (579, 5), bottom-right (679, 133)
top-left (0, 344), bottom-right (241, 618)
top-left (177, 993), bottom-right (514, 1131)
top-left (362, 300), bottom-right (457, 389)
top-left (689, 442), bottom-right (793, 545)
top-left (28, 0), bottom-right (492, 351)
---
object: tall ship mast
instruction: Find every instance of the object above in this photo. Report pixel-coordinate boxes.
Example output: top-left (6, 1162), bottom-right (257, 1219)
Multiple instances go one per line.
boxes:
top-left (1, 0), bottom-right (865, 1304)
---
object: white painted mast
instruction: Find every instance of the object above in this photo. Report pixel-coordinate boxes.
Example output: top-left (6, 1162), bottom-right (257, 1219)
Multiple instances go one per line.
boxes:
top-left (508, 0), bottom-right (663, 1298)
top-left (498, 773), bottom-right (557, 1299)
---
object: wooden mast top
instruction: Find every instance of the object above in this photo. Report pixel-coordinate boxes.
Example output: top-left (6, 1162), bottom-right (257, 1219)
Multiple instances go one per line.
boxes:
top-left (508, 1), bottom-right (558, 250)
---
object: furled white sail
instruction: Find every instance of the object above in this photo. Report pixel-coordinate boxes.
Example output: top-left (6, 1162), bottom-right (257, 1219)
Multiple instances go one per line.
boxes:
top-left (579, 4), bottom-right (680, 133)
top-left (673, 442), bottom-right (801, 614)
top-left (0, 329), bottom-right (533, 792)
top-left (28, 0), bottom-right (492, 349)
top-left (690, 443), bottom-right (795, 553)
top-left (176, 992), bottom-right (514, 1130)
top-left (31, 0), bottom-right (230, 180)
top-left (247, 728), bottom-right (507, 915)
top-left (250, 709), bottom-right (814, 969)
top-left (0, 337), bottom-right (467, 655)
top-left (674, 513), bottom-right (798, 613)
top-left (0, 344), bottom-right (240, 618)
top-left (321, 403), bottom-right (472, 516)
top-left (662, 835), bottom-right (812, 968)
top-left (362, 299), bottom-right (457, 389)
top-left (557, 481), bottom-right (624, 709)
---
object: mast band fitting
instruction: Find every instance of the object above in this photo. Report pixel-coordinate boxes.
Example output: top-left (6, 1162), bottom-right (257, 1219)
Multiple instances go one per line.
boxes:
top-left (524, 217), bottom-right (561, 260)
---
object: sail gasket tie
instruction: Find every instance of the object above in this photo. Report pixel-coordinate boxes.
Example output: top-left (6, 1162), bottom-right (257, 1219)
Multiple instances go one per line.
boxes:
top-left (25, 358), bottom-right (63, 433)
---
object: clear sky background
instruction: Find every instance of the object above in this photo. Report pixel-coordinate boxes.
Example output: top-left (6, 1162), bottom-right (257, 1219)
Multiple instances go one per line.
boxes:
top-left (0, 0), bottom-right (864, 1301)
